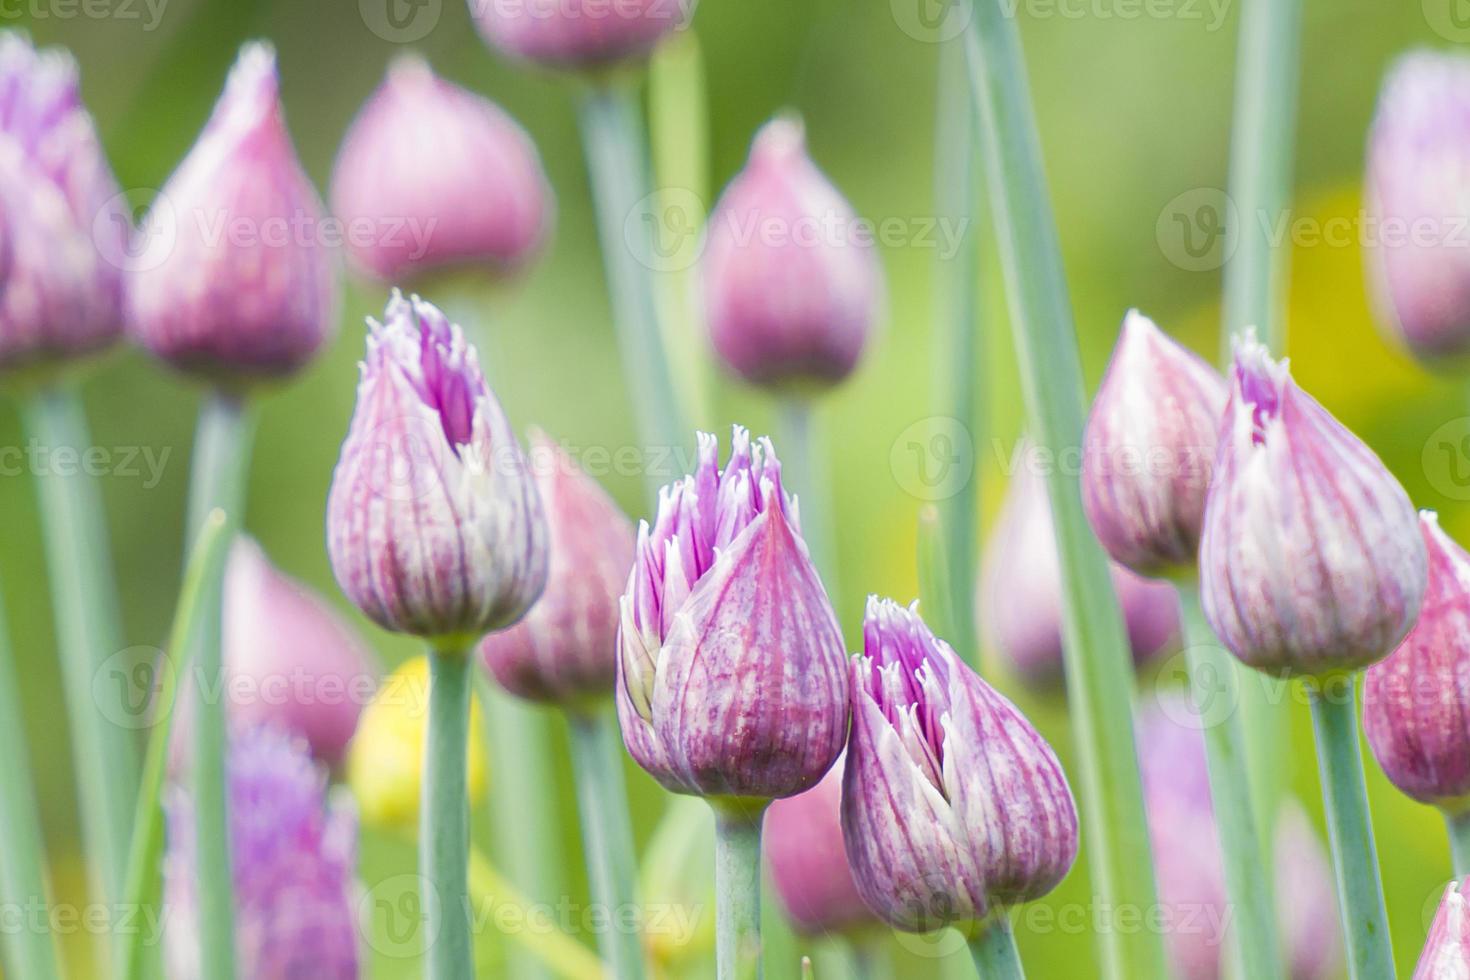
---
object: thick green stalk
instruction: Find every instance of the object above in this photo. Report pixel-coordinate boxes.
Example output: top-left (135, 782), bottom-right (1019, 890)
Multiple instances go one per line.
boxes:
top-left (933, 30), bottom-right (983, 666)
top-left (567, 709), bottom-right (646, 980)
top-left (775, 397), bottom-right (838, 594)
top-left (967, 917), bottom-right (1024, 980)
top-left (424, 648), bottom-right (476, 979)
top-left (1307, 678), bottom-right (1394, 978)
top-left (961, 6), bottom-right (1165, 977)
top-left (185, 393), bottom-right (255, 541)
top-left (22, 385), bottom-right (137, 916)
top-left (0, 582), bottom-right (62, 980)
top-left (713, 802), bottom-right (767, 980)
top-left (118, 511), bottom-right (232, 980)
top-left (1447, 810), bottom-right (1470, 879)
top-left (579, 81), bottom-right (688, 502)
top-left (1175, 587), bottom-right (1283, 979)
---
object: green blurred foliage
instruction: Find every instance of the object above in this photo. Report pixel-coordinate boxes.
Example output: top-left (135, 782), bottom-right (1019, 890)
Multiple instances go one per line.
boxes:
top-left (3, 0), bottom-right (1468, 976)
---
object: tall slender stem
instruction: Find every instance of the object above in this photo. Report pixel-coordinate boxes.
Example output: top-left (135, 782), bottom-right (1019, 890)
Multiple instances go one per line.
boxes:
top-left (1307, 678), bottom-right (1394, 979)
top-left (1447, 809), bottom-right (1470, 879)
top-left (579, 81), bottom-right (688, 502)
top-left (0, 582), bottom-right (61, 980)
top-left (1175, 587), bottom-right (1283, 979)
top-left (424, 648), bottom-right (475, 979)
top-left (961, 6), bottom-right (1165, 977)
top-left (21, 385), bottom-right (137, 920)
top-left (186, 393), bottom-right (255, 541)
top-left (713, 802), bottom-right (766, 980)
top-left (567, 709), bottom-right (646, 980)
top-left (967, 916), bottom-right (1024, 980)
top-left (775, 397), bottom-right (838, 595)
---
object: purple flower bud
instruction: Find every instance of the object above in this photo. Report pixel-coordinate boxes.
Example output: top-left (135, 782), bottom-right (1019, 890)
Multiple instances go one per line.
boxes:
top-left (0, 33), bottom-right (128, 372)
top-left (1199, 335), bottom-right (1427, 676)
top-left (1082, 310), bottom-right (1227, 576)
top-left (128, 43), bottom-right (339, 386)
top-left (165, 726), bottom-right (360, 979)
top-left (702, 118), bottom-right (881, 389)
top-left (327, 291), bottom-right (548, 644)
top-left (1416, 878), bottom-right (1470, 980)
top-left (480, 431), bottom-right (634, 707)
top-left (1275, 805), bottom-right (1343, 980)
top-left (330, 56), bottom-right (551, 284)
top-left (1366, 52), bottom-right (1470, 366)
top-left (1363, 513), bottom-right (1470, 809)
top-left (842, 598), bottom-right (1078, 931)
top-left (614, 426), bottom-right (848, 801)
top-left (469, 0), bottom-right (694, 70)
top-left (981, 458), bottom-right (1179, 690)
top-left (765, 754), bottom-right (875, 937)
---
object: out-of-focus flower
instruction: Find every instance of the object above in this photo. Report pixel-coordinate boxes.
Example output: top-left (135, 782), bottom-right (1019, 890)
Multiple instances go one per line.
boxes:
top-left (615, 426), bottom-right (848, 801)
top-left (164, 726), bottom-right (359, 979)
top-left (1416, 878), bottom-right (1470, 979)
top-left (1081, 310), bottom-right (1227, 577)
top-left (1364, 513), bottom-right (1470, 811)
top-left (765, 754), bottom-right (875, 937)
top-left (1137, 696), bottom-right (1342, 980)
top-left (639, 796), bottom-right (716, 970)
top-left (981, 458), bottom-right (1179, 690)
top-left (1199, 334), bottom-right (1427, 676)
top-left (842, 598), bottom-right (1078, 932)
top-left (330, 55), bottom-right (551, 283)
top-left (480, 431), bottom-right (633, 708)
top-left (702, 117), bottom-right (882, 390)
top-left (347, 655), bottom-right (486, 832)
top-left (469, 0), bottom-right (694, 70)
top-left (128, 43), bottom-right (339, 386)
top-left (0, 32), bottom-right (128, 373)
top-left (327, 291), bottom-right (547, 645)
top-left (1365, 51), bottom-right (1470, 367)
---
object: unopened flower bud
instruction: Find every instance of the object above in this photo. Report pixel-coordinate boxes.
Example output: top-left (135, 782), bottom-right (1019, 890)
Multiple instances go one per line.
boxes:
top-left (615, 426), bottom-right (849, 801)
top-left (703, 118), bottom-right (881, 389)
top-left (128, 43), bottom-right (339, 386)
top-left (1199, 335), bottom-right (1427, 676)
top-left (469, 0), bottom-right (695, 70)
top-left (331, 55), bottom-right (551, 283)
top-left (1416, 877), bottom-right (1470, 979)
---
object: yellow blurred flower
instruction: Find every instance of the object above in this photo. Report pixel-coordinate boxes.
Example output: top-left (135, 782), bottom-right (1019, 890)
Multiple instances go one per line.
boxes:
top-left (348, 655), bottom-right (487, 832)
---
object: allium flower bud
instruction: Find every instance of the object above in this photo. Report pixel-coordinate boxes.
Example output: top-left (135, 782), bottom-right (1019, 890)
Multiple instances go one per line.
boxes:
top-left (327, 292), bottom-right (548, 644)
top-left (480, 431), bottom-right (633, 707)
top-left (615, 426), bottom-right (848, 801)
top-left (165, 726), bottom-right (359, 979)
top-left (982, 458), bottom-right (1179, 690)
top-left (348, 656), bottom-right (487, 831)
top-left (1082, 310), bottom-right (1227, 576)
top-left (765, 755), bottom-right (875, 937)
top-left (469, 0), bottom-right (694, 70)
top-left (1199, 335), bottom-right (1427, 676)
top-left (842, 598), bottom-right (1078, 931)
top-left (703, 118), bottom-right (881, 389)
top-left (1418, 878), bottom-right (1470, 979)
top-left (330, 56), bottom-right (551, 283)
top-left (0, 33), bottom-right (128, 372)
top-left (1364, 513), bottom-right (1470, 810)
top-left (128, 43), bottom-right (339, 385)
top-left (1366, 52), bottom-right (1470, 366)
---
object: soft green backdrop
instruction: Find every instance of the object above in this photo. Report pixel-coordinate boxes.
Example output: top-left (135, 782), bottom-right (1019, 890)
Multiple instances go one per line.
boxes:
top-left (5, 0), bottom-right (1468, 976)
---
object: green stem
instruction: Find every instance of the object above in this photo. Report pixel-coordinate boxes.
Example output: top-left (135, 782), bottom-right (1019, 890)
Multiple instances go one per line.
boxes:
top-left (578, 81), bottom-right (688, 504)
top-left (567, 709), bottom-right (646, 980)
top-left (713, 802), bottom-right (767, 980)
top-left (21, 385), bottom-right (137, 919)
top-left (933, 30), bottom-right (983, 667)
top-left (1446, 810), bottom-right (1470, 879)
top-left (967, 917), bottom-right (1024, 980)
top-left (774, 397), bottom-right (838, 596)
top-left (185, 393), bottom-right (255, 541)
top-left (0, 581), bottom-right (61, 980)
top-left (118, 511), bottom-right (232, 980)
top-left (424, 648), bottom-right (475, 979)
top-left (1307, 678), bottom-right (1394, 979)
top-left (961, 6), bottom-right (1166, 978)
top-left (1175, 587), bottom-right (1283, 980)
